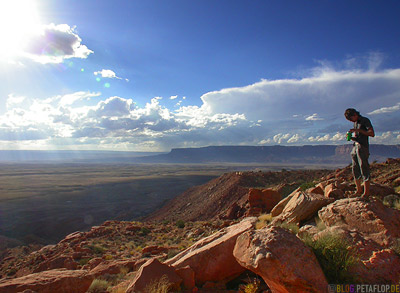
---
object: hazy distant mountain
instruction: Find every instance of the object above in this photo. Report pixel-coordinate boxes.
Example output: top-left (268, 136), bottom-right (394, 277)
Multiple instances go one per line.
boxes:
top-left (135, 144), bottom-right (400, 164)
top-left (0, 150), bottom-right (165, 163)
top-left (0, 145), bottom-right (398, 164)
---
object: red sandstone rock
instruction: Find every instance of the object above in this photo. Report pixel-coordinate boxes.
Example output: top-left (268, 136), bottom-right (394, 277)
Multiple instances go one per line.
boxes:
top-left (306, 185), bottom-right (324, 195)
top-left (318, 198), bottom-right (400, 283)
top-left (166, 217), bottom-right (257, 285)
top-left (272, 191), bottom-right (334, 224)
top-left (142, 245), bottom-right (169, 255)
top-left (89, 259), bottom-right (138, 277)
top-left (175, 265), bottom-right (195, 290)
top-left (126, 258), bottom-right (182, 293)
top-left (234, 226), bottom-right (328, 293)
top-left (270, 194), bottom-right (293, 217)
top-left (369, 183), bottom-right (395, 198)
top-left (0, 269), bottom-right (93, 293)
top-left (324, 183), bottom-right (345, 199)
top-left (33, 255), bottom-right (77, 273)
top-left (261, 188), bottom-right (282, 212)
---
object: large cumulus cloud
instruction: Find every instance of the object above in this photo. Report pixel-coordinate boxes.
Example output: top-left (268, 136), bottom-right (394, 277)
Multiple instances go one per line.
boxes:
top-left (1, 61), bottom-right (400, 150)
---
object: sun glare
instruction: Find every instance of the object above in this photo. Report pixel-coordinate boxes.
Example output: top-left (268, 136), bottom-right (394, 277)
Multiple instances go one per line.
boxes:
top-left (0, 0), bottom-right (42, 60)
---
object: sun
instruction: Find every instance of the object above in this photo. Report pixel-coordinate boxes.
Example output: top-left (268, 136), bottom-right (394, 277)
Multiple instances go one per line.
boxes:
top-left (0, 0), bottom-right (42, 60)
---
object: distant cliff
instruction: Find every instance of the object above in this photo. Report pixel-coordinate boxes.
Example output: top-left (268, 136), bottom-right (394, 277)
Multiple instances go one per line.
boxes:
top-left (137, 144), bottom-right (400, 164)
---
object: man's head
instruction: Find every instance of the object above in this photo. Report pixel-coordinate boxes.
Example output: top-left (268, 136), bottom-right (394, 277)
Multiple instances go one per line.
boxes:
top-left (344, 108), bottom-right (360, 122)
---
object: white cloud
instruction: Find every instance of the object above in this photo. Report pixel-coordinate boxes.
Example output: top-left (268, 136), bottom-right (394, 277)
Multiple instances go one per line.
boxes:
top-left (94, 69), bottom-right (128, 81)
top-left (23, 23), bottom-right (93, 64)
top-left (305, 113), bottom-right (323, 121)
top-left (199, 68), bottom-right (400, 124)
top-left (1, 56), bottom-right (400, 151)
top-left (368, 102), bottom-right (400, 115)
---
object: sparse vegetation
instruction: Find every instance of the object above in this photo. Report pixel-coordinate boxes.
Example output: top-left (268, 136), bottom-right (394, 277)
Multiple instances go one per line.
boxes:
top-left (176, 220), bottom-right (185, 229)
top-left (89, 245), bottom-right (106, 255)
top-left (88, 279), bottom-right (110, 293)
top-left (256, 214), bottom-right (272, 229)
top-left (239, 278), bottom-right (261, 293)
top-left (303, 233), bottom-right (359, 283)
top-left (144, 275), bottom-right (175, 293)
top-left (383, 195), bottom-right (400, 210)
top-left (299, 181), bottom-right (316, 191)
top-left (315, 217), bottom-right (326, 231)
top-left (274, 221), bottom-right (299, 234)
top-left (391, 238), bottom-right (400, 256)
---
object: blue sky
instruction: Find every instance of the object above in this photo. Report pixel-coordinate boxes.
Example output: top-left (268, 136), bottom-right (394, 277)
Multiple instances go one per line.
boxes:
top-left (0, 0), bottom-right (400, 151)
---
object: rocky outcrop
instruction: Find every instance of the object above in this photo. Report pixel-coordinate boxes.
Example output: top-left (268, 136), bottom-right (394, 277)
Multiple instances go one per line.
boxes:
top-left (247, 188), bottom-right (282, 216)
top-left (272, 191), bottom-right (334, 224)
top-left (89, 259), bottom-right (138, 277)
top-left (126, 258), bottom-right (181, 293)
top-left (234, 226), bottom-right (328, 293)
top-left (166, 217), bottom-right (257, 285)
top-left (0, 269), bottom-right (93, 293)
top-left (317, 198), bottom-right (400, 283)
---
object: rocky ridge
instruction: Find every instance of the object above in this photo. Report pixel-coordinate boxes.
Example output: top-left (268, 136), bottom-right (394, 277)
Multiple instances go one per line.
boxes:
top-left (0, 158), bottom-right (399, 292)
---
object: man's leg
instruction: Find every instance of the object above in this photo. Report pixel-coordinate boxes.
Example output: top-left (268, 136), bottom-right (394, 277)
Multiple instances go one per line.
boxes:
top-left (354, 178), bottom-right (363, 195)
top-left (351, 147), bottom-right (363, 196)
top-left (358, 146), bottom-right (371, 197)
top-left (362, 180), bottom-right (370, 198)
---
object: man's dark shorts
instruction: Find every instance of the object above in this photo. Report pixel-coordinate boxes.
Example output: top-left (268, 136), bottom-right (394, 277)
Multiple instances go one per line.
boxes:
top-left (351, 143), bottom-right (370, 181)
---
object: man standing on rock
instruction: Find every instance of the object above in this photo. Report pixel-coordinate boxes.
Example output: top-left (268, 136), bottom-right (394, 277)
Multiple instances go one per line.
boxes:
top-left (344, 108), bottom-right (375, 198)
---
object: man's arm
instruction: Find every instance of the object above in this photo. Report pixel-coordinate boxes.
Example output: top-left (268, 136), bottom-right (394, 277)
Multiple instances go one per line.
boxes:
top-left (350, 127), bottom-right (375, 137)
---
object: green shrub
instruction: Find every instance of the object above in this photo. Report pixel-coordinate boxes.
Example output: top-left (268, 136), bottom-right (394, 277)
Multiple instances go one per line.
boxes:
top-left (299, 181), bottom-right (316, 191)
top-left (239, 278), bottom-right (261, 293)
top-left (79, 258), bottom-right (90, 266)
top-left (303, 233), bottom-right (359, 283)
top-left (88, 279), bottom-right (110, 293)
top-left (139, 227), bottom-right (151, 236)
top-left (89, 245), bottom-right (106, 255)
top-left (274, 222), bottom-right (299, 234)
top-left (176, 220), bottom-right (185, 229)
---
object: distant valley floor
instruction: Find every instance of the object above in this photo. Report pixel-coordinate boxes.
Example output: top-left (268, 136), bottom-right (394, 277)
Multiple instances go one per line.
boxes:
top-left (0, 162), bottom-right (342, 245)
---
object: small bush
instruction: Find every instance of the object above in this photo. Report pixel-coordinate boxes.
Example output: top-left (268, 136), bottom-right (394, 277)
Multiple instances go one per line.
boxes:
top-left (139, 227), bottom-right (151, 236)
top-left (176, 220), bottom-right (185, 229)
top-left (88, 279), bottom-right (110, 293)
top-left (256, 214), bottom-right (272, 230)
top-left (274, 222), bottom-right (299, 234)
top-left (315, 217), bottom-right (326, 231)
top-left (391, 238), bottom-right (400, 256)
top-left (304, 233), bottom-right (359, 283)
top-left (89, 245), bottom-right (106, 255)
top-left (144, 275), bottom-right (174, 293)
top-left (239, 278), bottom-right (261, 293)
top-left (299, 181), bottom-right (316, 191)
top-left (167, 248), bottom-right (180, 260)
top-left (79, 258), bottom-right (90, 266)
top-left (383, 195), bottom-right (400, 210)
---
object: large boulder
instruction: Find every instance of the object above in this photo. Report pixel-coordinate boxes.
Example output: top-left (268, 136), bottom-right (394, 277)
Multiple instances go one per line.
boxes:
top-left (318, 198), bottom-right (400, 283)
top-left (166, 217), bottom-right (257, 285)
top-left (272, 191), bottom-right (334, 224)
top-left (33, 255), bottom-right (77, 273)
top-left (89, 259), bottom-right (138, 277)
top-left (126, 258), bottom-right (181, 293)
top-left (0, 269), bottom-right (93, 293)
top-left (234, 226), bottom-right (328, 293)
top-left (247, 188), bottom-right (282, 216)
top-left (319, 198), bottom-right (400, 247)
